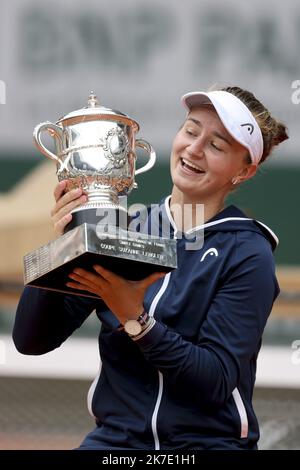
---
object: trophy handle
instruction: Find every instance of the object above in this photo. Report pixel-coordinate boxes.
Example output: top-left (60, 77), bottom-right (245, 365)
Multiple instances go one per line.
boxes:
top-left (33, 121), bottom-right (63, 165)
top-left (135, 139), bottom-right (156, 175)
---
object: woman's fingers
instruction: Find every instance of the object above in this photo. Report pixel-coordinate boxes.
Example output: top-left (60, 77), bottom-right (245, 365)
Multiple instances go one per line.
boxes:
top-left (93, 265), bottom-right (165, 290)
top-left (66, 281), bottom-right (86, 290)
top-left (51, 188), bottom-right (85, 217)
top-left (66, 281), bottom-right (100, 296)
top-left (67, 270), bottom-right (104, 297)
top-left (67, 276), bottom-right (97, 292)
top-left (54, 180), bottom-right (67, 203)
top-left (51, 194), bottom-right (87, 222)
top-left (51, 186), bottom-right (87, 236)
top-left (69, 269), bottom-right (106, 289)
top-left (53, 213), bottom-right (73, 236)
top-left (93, 265), bottom-right (119, 282)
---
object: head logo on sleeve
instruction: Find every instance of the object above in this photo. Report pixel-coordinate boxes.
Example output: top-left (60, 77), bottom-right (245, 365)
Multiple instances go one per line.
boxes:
top-left (200, 248), bottom-right (219, 262)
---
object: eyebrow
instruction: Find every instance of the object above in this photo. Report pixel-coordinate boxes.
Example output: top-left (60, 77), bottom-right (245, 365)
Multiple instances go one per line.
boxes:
top-left (186, 118), bottom-right (232, 146)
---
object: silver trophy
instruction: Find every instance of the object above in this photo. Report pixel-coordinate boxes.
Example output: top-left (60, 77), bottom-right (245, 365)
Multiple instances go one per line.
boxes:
top-left (23, 93), bottom-right (177, 297)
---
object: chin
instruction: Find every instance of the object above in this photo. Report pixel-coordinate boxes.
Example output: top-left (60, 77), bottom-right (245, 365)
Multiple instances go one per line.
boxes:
top-left (172, 179), bottom-right (202, 200)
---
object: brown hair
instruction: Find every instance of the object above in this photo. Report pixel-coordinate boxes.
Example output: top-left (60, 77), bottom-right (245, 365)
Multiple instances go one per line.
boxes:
top-left (221, 86), bottom-right (289, 164)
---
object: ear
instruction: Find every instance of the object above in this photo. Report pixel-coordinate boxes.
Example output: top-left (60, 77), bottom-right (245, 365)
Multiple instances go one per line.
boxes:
top-left (236, 163), bottom-right (257, 184)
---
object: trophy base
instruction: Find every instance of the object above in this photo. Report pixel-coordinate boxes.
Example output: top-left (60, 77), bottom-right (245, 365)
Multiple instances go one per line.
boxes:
top-left (23, 223), bottom-right (177, 298)
top-left (66, 207), bottom-right (129, 233)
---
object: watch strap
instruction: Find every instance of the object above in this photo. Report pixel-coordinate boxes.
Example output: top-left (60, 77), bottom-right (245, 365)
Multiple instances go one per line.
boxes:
top-left (131, 316), bottom-right (156, 341)
top-left (124, 310), bottom-right (152, 337)
top-left (136, 310), bottom-right (150, 327)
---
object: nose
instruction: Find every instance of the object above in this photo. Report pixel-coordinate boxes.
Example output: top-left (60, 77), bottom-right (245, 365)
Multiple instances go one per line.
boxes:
top-left (186, 137), bottom-right (205, 158)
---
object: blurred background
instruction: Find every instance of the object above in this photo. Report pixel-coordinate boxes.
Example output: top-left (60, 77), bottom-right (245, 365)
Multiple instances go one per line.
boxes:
top-left (0, 0), bottom-right (299, 450)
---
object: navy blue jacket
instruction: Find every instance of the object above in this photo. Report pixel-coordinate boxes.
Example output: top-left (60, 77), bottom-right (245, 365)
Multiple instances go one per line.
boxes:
top-left (13, 199), bottom-right (279, 450)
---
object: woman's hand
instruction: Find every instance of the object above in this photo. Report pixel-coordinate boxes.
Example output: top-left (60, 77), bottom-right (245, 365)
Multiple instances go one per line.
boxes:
top-left (66, 265), bottom-right (165, 325)
top-left (51, 181), bottom-right (87, 236)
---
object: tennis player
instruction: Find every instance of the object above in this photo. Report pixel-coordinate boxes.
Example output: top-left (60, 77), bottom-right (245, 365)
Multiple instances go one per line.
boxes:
top-left (13, 85), bottom-right (288, 450)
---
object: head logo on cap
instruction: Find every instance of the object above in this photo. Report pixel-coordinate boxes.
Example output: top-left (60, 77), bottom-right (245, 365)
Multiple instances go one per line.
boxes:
top-left (241, 123), bottom-right (254, 135)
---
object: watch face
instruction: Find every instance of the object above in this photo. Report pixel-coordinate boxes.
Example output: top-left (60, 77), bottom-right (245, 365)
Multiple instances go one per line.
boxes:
top-left (124, 319), bottom-right (142, 336)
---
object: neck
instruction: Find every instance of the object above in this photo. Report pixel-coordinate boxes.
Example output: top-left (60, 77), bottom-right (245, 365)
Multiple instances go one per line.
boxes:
top-left (169, 187), bottom-right (225, 232)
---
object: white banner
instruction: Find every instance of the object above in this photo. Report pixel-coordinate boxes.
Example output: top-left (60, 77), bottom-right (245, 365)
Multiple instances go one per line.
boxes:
top-left (0, 0), bottom-right (299, 162)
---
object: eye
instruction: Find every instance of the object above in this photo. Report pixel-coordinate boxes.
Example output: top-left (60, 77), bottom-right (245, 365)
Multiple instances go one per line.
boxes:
top-left (185, 128), bottom-right (196, 137)
top-left (210, 142), bottom-right (222, 152)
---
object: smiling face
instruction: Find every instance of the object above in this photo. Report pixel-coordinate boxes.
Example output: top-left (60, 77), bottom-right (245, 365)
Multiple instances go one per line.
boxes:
top-left (170, 105), bottom-right (254, 205)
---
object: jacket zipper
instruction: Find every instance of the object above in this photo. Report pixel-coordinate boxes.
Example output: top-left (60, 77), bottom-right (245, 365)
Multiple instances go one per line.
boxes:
top-left (149, 272), bottom-right (172, 450)
top-left (232, 387), bottom-right (248, 438)
top-left (87, 362), bottom-right (102, 418)
top-left (151, 371), bottom-right (164, 450)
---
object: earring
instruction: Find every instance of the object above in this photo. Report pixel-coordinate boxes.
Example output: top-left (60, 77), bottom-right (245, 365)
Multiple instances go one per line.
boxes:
top-left (232, 178), bottom-right (239, 185)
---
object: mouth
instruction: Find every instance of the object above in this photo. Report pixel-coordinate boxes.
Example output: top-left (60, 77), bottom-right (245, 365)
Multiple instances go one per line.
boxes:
top-left (180, 158), bottom-right (205, 174)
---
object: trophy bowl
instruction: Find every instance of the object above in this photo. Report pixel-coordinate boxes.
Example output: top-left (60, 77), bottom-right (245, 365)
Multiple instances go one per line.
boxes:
top-left (33, 92), bottom-right (156, 227)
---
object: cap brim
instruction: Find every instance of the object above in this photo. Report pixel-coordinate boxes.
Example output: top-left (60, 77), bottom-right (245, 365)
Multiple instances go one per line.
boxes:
top-left (182, 93), bottom-right (213, 110)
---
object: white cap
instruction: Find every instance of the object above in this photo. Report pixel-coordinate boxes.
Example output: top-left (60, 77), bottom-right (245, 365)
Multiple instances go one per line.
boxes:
top-left (181, 90), bottom-right (264, 165)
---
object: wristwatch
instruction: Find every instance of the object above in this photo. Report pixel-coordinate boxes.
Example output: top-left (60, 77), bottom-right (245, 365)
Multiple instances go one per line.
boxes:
top-left (124, 310), bottom-right (151, 337)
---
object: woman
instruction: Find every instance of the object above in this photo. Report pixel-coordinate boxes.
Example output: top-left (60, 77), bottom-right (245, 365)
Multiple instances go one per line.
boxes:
top-left (13, 86), bottom-right (288, 450)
